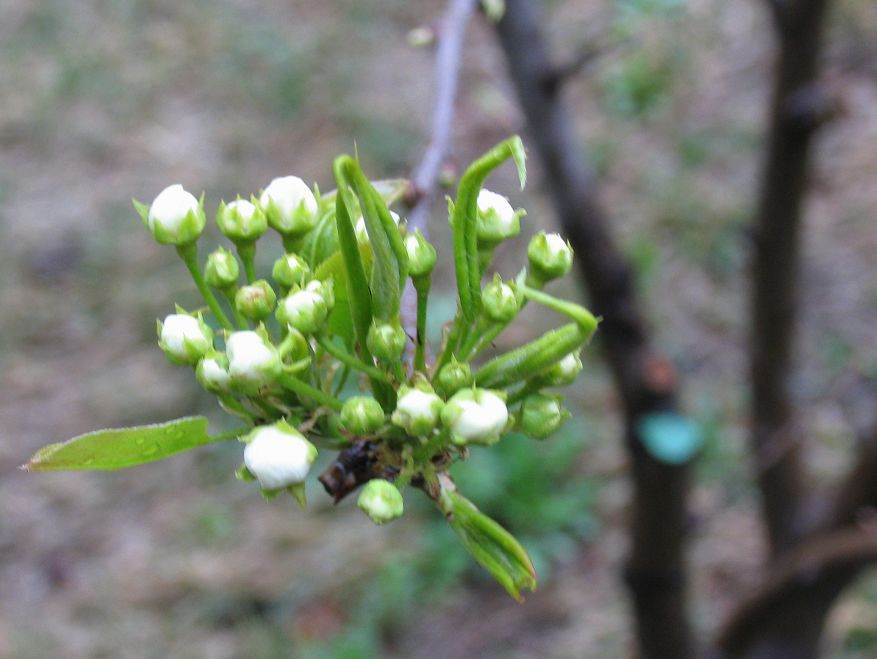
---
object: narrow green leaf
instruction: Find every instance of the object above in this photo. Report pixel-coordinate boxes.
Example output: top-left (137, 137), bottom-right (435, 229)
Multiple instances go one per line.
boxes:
top-left (451, 135), bottom-right (528, 321)
top-left (22, 416), bottom-right (222, 471)
top-left (439, 488), bottom-right (536, 602)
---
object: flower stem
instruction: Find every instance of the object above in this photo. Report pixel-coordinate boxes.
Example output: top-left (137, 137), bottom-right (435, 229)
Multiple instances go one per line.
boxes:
top-left (176, 243), bottom-right (234, 331)
top-left (237, 242), bottom-right (257, 284)
top-left (278, 373), bottom-right (343, 412)
top-left (413, 275), bottom-right (431, 373)
top-left (316, 334), bottom-right (391, 384)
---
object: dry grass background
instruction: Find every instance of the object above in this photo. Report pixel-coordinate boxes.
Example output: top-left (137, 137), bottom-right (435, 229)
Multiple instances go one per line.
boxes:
top-left (1, 0), bottom-right (876, 657)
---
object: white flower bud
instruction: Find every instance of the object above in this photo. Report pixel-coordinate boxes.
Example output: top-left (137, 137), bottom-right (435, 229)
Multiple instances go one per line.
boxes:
top-left (404, 229), bottom-right (437, 277)
top-left (542, 351), bottom-right (583, 386)
top-left (142, 184), bottom-right (206, 245)
top-left (355, 211), bottom-right (402, 242)
top-left (528, 231), bottom-right (574, 282)
top-left (196, 353), bottom-right (231, 392)
top-left (158, 313), bottom-right (213, 365)
top-left (242, 422), bottom-right (317, 491)
top-left (476, 189), bottom-right (522, 244)
top-left (482, 274), bottom-right (518, 323)
top-left (217, 197), bottom-right (267, 243)
top-left (357, 479), bottom-right (404, 525)
top-left (276, 286), bottom-right (328, 335)
top-left (441, 388), bottom-right (509, 446)
top-left (391, 386), bottom-right (444, 437)
top-left (259, 176), bottom-right (318, 237)
top-left (272, 253), bottom-right (310, 288)
top-left (226, 330), bottom-right (282, 390)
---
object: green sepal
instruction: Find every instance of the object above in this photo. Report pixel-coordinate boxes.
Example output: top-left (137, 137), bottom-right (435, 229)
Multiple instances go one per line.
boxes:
top-left (235, 464), bottom-right (256, 482)
top-left (288, 482), bottom-right (308, 508)
top-left (21, 417), bottom-right (238, 471)
top-left (438, 485), bottom-right (536, 602)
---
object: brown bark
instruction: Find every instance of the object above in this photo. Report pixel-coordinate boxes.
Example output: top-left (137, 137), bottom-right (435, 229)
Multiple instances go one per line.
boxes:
top-left (749, 0), bottom-right (831, 557)
top-left (496, 3), bottom-right (691, 657)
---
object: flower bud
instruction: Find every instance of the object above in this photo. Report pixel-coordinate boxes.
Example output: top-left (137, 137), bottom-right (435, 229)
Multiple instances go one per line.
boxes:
top-left (357, 479), bottom-right (404, 525)
top-left (308, 278), bottom-right (335, 310)
top-left (204, 247), bottom-right (240, 289)
top-left (216, 197), bottom-right (267, 243)
top-left (272, 253), bottom-right (310, 288)
top-left (276, 285), bottom-right (328, 335)
top-left (340, 396), bottom-right (385, 435)
top-left (481, 274), bottom-right (518, 323)
top-left (355, 211), bottom-right (402, 243)
top-left (476, 189), bottom-right (523, 245)
top-left (542, 350), bottom-right (583, 386)
top-left (259, 176), bottom-right (318, 237)
top-left (235, 279), bottom-right (277, 321)
top-left (367, 320), bottom-right (406, 361)
top-left (391, 385), bottom-right (444, 436)
top-left (527, 232), bottom-right (573, 283)
top-left (138, 184), bottom-right (206, 245)
top-left (226, 330), bottom-right (282, 390)
top-left (435, 358), bottom-right (472, 398)
top-left (241, 421), bottom-right (317, 491)
top-left (520, 393), bottom-right (571, 440)
top-left (404, 229), bottom-right (437, 277)
top-left (196, 351), bottom-right (231, 393)
top-left (157, 313), bottom-right (213, 365)
top-left (441, 388), bottom-right (509, 446)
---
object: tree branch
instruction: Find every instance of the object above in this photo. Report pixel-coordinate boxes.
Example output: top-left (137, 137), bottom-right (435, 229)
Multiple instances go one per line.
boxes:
top-left (749, 0), bottom-right (831, 556)
top-left (718, 527), bottom-right (877, 656)
top-left (495, 2), bottom-right (691, 657)
top-left (406, 0), bottom-right (479, 234)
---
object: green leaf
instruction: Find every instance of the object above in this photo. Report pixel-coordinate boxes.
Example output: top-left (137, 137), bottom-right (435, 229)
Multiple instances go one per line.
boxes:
top-left (22, 416), bottom-right (229, 471)
top-left (439, 487), bottom-right (536, 602)
top-left (451, 135), bottom-right (527, 322)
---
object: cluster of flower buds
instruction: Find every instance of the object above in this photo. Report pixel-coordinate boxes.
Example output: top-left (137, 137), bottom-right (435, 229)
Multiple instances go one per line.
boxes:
top-left (128, 136), bottom-right (597, 600)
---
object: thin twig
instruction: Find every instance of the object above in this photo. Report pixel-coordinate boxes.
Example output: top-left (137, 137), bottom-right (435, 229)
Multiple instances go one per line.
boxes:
top-left (406, 0), bottom-right (478, 234)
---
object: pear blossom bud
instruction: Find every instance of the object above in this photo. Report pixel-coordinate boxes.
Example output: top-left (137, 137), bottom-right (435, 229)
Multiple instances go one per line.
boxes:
top-left (276, 285), bottom-right (328, 335)
top-left (272, 253), bottom-right (310, 288)
top-left (140, 184), bottom-right (206, 245)
top-left (435, 358), bottom-right (472, 398)
top-left (528, 232), bottom-right (573, 283)
top-left (355, 211), bottom-right (402, 243)
top-left (241, 421), bottom-right (317, 491)
top-left (216, 197), bottom-right (267, 243)
top-left (226, 330), bottom-right (282, 390)
top-left (403, 229), bottom-right (437, 277)
top-left (157, 313), bottom-right (213, 365)
top-left (235, 279), bottom-right (277, 321)
top-left (542, 351), bottom-right (583, 386)
top-left (481, 275), bottom-right (518, 323)
top-left (340, 396), bottom-right (385, 434)
top-left (357, 479), bottom-right (404, 525)
top-left (204, 247), bottom-right (240, 289)
top-left (196, 351), bottom-right (231, 393)
top-left (441, 388), bottom-right (509, 446)
top-left (391, 385), bottom-right (444, 437)
top-left (367, 320), bottom-right (406, 361)
top-left (520, 393), bottom-right (571, 440)
top-left (259, 176), bottom-right (318, 237)
top-left (308, 278), bottom-right (335, 310)
top-left (475, 189), bottom-right (523, 244)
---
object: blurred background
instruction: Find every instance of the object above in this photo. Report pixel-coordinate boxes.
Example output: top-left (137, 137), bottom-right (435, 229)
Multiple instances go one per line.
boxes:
top-left (1, 0), bottom-right (876, 657)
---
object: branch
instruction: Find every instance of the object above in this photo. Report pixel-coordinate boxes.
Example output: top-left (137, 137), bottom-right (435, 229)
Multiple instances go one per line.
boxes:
top-left (406, 0), bottom-right (479, 234)
top-left (495, 2), bottom-right (692, 657)
top-left (749, 0), bottom-right (831, 556)
top-left (718, 527), bottom-right (877, 655)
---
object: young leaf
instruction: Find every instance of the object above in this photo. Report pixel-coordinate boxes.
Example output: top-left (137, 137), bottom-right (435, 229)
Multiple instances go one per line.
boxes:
top-left (21, 416), bottom-right (227, 471)
top-left (451, 135), bottom-right (527, 322)
top-left (439, 487), bottom-right (536, 602)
